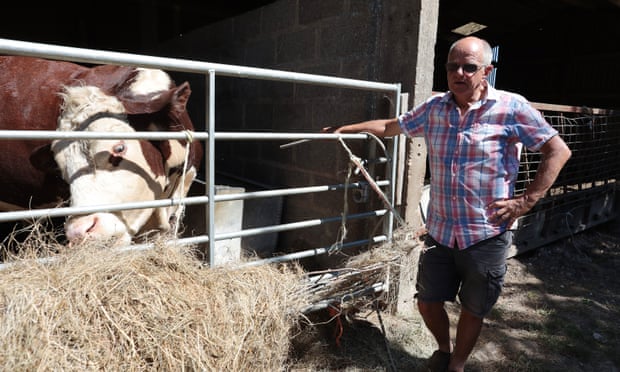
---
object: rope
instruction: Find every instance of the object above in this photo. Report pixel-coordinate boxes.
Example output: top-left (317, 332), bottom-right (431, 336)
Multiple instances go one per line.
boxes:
top-left (172, 130), bottom-right (194, 238)
top-left (329, 162), bottom-right (352, 254)
top-left (336, 136), bottom-right (406, 227)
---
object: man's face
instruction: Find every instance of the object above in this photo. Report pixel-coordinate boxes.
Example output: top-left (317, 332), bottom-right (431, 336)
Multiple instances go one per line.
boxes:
top-left (446, 41), bottom-right (490, 98)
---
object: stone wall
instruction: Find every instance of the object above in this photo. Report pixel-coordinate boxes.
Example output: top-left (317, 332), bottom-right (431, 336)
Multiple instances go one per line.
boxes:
top-left (156, 0), bottom-right (438, 265)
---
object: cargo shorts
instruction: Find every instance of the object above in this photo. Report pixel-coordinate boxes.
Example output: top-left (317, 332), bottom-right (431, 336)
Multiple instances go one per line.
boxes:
top-left (415, 231), bottom-right (511, 318)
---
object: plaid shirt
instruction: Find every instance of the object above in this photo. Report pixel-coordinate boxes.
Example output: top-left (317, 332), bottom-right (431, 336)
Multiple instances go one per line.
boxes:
top-left (398, 86), bottom-right (558, 249)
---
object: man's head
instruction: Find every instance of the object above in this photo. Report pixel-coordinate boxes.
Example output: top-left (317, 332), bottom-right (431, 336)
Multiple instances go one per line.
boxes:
top-left (446, 36), bottom-right (494, 105)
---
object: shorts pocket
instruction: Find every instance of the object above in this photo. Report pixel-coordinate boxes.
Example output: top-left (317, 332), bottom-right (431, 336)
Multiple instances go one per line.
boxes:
top-left (485, 264), bottom-right (507, 312)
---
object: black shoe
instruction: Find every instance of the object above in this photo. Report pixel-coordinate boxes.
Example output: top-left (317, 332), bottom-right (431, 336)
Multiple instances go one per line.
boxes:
top-left (426, 350), bottom-right (451, 372)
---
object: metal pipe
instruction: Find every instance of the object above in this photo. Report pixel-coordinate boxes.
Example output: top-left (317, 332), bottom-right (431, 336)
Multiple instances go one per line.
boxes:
top-left (136, 209), bottom-right (386, 246)
top-left (0, 130), bottom-right (368, 141)
top-left (216, 132), bottom-right (370, 141)
top-left (301, 282), bottom-right (386, 313)
top-left (0, 130), bottom-right (209, 141)
top-left (213, 180), bottom-right (390, 202)
top-left (386, 84), bottom-right (403, 239)
top-left (0, 233), bottom-right (389, 271)
top-left (214, 209), bottom-right (387, 240)
top-left (206, 70), bottom-right (217, 266)
top-left (0, 180), bottom-right (389, 223)
top-left (0, 38), bottom-right (400, 93)
top-left (0, 196), bottom-right (210, 223)
top-left (240, 235), bottom-right (388, 267)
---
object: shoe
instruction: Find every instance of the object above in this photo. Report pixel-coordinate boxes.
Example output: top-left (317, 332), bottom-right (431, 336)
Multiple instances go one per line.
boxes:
top-left (425, 350), bottom-right (451, 372)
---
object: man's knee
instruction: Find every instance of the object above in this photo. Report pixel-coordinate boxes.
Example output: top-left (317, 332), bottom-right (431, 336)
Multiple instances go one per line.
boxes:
top-left (460, 305), bottom-right (484, 321)
top-left (417, 300), bottom-right (444, 317)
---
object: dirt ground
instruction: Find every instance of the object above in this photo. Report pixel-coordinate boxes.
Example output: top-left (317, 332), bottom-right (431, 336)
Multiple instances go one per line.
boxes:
top-left (287, 220), bottom-right (620, 372)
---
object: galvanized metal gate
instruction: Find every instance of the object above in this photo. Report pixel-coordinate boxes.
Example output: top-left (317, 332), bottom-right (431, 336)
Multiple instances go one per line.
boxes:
top-left (0, 38), bottom-right (402, 268)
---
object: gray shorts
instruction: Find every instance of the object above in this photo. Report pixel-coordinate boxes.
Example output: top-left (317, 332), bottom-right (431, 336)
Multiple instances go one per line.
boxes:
top-left (415, 232), bottom-right (511, 318)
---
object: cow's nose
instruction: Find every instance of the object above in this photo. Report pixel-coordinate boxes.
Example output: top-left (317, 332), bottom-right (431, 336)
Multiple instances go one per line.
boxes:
top-left (65, 213), bottom-right (131, 245)
top-left (65, 215), bottom-right (98, 243)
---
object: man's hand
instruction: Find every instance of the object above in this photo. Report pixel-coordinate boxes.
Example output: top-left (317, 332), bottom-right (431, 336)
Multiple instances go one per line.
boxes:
top-left (487, 194), bottom-right (537, 228)
top-left (489, 135), bottom-right (571, 228)
top-left (321, 126), bottom-right (340, 133)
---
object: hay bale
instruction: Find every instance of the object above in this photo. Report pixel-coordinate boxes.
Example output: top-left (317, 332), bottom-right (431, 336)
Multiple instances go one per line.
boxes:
top-left (0, 239), bottom-right (308, 371)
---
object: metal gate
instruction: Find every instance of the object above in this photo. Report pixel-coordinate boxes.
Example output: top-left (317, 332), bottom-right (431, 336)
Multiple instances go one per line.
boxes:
top-left (0, 38), bottom-right (402, 268)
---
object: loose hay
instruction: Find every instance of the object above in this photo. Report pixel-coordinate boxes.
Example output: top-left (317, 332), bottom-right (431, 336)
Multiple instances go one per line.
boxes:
top-left (0, 236), bottom-right (309, 371)
top-left (0, 221), bottom-right (425, 371)
top-left (303, 227), bottom-right (422, 316)
top-left (288, 228), bottom-right (424, 371)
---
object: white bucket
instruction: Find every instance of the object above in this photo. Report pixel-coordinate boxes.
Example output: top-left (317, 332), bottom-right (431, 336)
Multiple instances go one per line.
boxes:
top-left (212, 185), bottom-right (245, 265)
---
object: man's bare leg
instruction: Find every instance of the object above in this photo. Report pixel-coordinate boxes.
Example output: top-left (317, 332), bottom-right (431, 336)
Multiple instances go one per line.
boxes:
top-left (417, 300), bottom-right (452, 353)
top-left (449, 307), bottom-right (483, 372)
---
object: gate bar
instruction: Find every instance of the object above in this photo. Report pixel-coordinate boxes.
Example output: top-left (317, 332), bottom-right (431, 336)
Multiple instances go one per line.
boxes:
top-left (0, 38), bottom-right (399, 93)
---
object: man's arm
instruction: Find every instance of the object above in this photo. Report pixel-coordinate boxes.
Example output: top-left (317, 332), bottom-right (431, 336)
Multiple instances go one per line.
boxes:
top-left (522, 135), bottom-right (573, 204)
top-left (489, 135), bottom-right (572, 226)
top-left (322, 118), bottom-right (402, 137)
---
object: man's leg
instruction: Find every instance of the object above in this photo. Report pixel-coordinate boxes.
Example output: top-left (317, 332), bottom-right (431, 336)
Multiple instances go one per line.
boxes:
top-left (415, 238), bottom-right (460, 370)
top-left (417, 300), bottom-right (452, 353)
top-left (449, 307), bottom-right (483, 372)
top-left (449, 231), bottom-right (512, 371)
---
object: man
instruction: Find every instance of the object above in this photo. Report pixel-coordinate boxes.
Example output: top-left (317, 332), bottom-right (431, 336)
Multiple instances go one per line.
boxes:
top-left (323, 36), bottom-right (571, 371)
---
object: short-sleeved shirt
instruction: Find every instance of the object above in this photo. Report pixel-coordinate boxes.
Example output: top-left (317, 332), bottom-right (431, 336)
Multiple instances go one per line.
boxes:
top-left (398, 86), bottom-right (558, 249)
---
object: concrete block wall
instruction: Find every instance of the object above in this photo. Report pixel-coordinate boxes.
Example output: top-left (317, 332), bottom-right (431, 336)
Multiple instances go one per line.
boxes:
top-left (156, 0), bottom-right (435, 265)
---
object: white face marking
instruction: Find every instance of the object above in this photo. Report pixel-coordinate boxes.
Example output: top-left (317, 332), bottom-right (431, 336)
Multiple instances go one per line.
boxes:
top-left (52, 85), bottom-right (169, 242)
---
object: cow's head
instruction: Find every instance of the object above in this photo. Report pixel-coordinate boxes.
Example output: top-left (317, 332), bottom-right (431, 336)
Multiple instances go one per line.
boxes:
top-left (50, 69), bottom-right (202, 245)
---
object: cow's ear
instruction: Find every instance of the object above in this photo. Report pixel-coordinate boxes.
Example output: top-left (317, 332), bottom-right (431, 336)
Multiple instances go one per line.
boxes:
top-left (30, 144), bottom-right (60, 174)
top-left (120, 91), bottom-right (169, 114)
top-left (170, 82), bottom-right (191, 114)
top-left (120, 82), bottom-right (191, 115)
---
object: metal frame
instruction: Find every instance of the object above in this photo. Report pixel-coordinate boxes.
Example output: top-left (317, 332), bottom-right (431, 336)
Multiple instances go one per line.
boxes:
top-left (0, 38), bottom-right (402, 267)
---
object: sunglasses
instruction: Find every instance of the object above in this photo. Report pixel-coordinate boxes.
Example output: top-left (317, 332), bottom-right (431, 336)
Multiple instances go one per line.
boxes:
top-left (445, 62), bottom-right (485, 74)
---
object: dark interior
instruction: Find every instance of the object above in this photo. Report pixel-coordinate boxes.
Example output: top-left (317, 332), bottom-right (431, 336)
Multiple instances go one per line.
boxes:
top-left (2, 0), bottom-right (618, 108)
top-left (435, 0), bottom-right (620, 108)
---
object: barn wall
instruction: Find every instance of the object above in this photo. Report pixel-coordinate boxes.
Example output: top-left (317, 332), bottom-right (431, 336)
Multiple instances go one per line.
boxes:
top-left (157, 0), bottom-right (437, 265)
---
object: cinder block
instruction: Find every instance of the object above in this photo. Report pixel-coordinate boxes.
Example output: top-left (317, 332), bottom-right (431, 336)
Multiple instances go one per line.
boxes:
top-left (276, 28), bottom-right (317, 64)
top-left (299, 0), bottom-right (345, 25)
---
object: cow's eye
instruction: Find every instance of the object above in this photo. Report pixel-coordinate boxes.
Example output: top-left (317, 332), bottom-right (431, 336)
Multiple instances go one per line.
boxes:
top-left (112, 142), bottom-right (126, 156)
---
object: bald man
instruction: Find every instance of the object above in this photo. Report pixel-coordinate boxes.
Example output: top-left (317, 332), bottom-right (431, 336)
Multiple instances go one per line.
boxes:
top-left (323, 36), bottom-right (571, 371)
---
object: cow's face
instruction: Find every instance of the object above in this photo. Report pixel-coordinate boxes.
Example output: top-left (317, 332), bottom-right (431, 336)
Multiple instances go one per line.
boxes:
top-left (51, 79), bottom-right (199, 245)
top-left (53, 115), bottom-right (168, 244)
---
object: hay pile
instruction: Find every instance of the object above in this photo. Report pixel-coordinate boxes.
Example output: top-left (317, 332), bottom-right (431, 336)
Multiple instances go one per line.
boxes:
top-left (303, 227), bottom-right (422, 315)
top-left (0, 237), bottom-right (308, 371)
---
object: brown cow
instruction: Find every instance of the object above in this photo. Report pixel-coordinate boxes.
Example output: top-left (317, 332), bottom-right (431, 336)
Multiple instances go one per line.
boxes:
top-left (0, 56), bottom-right (203, 244)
